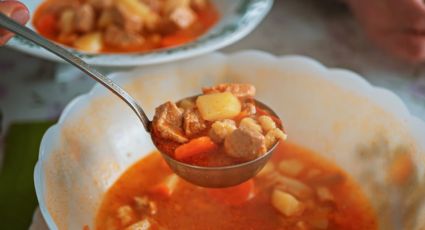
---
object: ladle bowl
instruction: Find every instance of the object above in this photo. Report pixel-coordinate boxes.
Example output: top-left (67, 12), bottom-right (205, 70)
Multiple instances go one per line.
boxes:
top-left (155, 97), bottom-right (281, 188)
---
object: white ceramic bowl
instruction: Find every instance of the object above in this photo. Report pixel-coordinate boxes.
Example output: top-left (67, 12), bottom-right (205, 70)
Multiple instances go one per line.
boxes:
top-left (35, 51), bottom-right (425, 229)
top-left (6, 0), bottom-right (273, 66)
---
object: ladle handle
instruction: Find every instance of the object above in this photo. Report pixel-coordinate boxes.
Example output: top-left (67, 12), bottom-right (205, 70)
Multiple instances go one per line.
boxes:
top-left (0, 13), bottom-right (151, 132)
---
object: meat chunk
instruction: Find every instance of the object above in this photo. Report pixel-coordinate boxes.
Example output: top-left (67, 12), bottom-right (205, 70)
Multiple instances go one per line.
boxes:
top-left (202, 83), bottom-right (256, 99)
top-left (104, 25), bottom-right (145, 48)
top-left (271, 189), bottom-right (304, 217)
top-left (183, 108), bottom-right (206, 137)
top-left (209, 119), bottom-right (236, 143)
top-left (74, 4), bottom-right (95, 33)
top-left (224, 127), bottom-right (266, 160)
top-left (152, 101), bottom-right (188, 143)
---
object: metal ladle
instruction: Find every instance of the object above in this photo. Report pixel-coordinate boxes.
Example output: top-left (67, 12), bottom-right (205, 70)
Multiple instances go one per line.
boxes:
top-left (0, 13), bottom-right (279, 188)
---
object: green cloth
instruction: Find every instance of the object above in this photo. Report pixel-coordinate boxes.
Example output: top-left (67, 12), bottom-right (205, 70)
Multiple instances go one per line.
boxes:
top-left (0, 121), bottom-right (54, 230)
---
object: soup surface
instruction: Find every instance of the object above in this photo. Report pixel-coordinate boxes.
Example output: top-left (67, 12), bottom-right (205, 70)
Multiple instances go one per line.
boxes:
top-left (33, 0), bottom-right (218, 53)
top-left (96, 142), bottom-right (378, 230)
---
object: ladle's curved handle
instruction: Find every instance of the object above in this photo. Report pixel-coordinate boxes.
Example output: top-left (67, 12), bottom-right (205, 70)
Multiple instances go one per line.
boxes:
top-left (0, 13), bottom-right (151, 132)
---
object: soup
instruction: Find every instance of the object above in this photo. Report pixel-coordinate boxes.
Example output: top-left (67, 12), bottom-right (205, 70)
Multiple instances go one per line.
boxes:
top-left (95, 142), bottom-right (378, 230)
top-left (33, 0), bottom-right (219, 53)
top-left (151, 83), bottom-right (287, 167)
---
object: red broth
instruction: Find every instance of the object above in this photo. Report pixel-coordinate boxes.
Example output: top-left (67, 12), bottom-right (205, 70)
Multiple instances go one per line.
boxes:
top-left (33, 0), bottom-right (219, 53)
top-left (95, 142), bottom-right (378, 230)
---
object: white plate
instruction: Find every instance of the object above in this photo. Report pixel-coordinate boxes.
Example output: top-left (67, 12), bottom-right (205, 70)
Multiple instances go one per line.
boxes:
top-left (7, 0), bottom-right (273, 66)
top-left (34, 51), bottom-right (425, 229)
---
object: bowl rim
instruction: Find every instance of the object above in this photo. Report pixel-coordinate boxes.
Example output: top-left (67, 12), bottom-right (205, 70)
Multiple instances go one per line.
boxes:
top-left (34, 50), bottom-right (425, 229)
top-left (7, 0), bottom-right (274, 67)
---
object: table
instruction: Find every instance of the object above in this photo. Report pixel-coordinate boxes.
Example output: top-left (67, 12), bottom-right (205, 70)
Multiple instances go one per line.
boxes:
top-left (0, 0), bottom-right (424, 229)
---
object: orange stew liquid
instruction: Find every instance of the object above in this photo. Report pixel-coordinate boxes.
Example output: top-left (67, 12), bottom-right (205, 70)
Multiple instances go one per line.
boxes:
top-left (95, 142), bottom-right (378, 230)
top-left (33, 0), bottom-right (219, 53)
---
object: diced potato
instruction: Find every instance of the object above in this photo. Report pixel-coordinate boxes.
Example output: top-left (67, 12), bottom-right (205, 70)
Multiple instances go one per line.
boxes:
top-left (258, 115), bottom-right (276, 132)
top-left (151, 174), bottom-right (180, 197)
top-left (265, 128), bottom-right (287, 149)
top-left (209, 119), bottom-right (236, 143)
top-left (257, 162), bottom-right (275, 177)
top-left (271, 189), bottom-right (303, 217)
top-left (278, 159), bottom-right (304, 177)
top-left (239, 117), bottom-right (262, 134)
top-left (73, 32), bottom-right (103, 52)
top-left (170, 6), bottom-right (196, 28)
top-left (196, 92), bottom-right (241, 121)
top-left (125, 218), bottom-right (151, 230)
top-left (117, 205), bottom-right (136, 226)
top-left (275, 175), bottom-right (313, 199)
top-left (59, 9), bottom-right (75, 34)
top-left (316, 187), bottom-right (334, 203)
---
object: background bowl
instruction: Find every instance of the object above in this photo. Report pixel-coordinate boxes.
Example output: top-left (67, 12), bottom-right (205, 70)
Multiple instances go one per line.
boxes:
top-left (35, 51), bottom-right (425, 229)
top-left (7, 0), bottom-right (273, 66)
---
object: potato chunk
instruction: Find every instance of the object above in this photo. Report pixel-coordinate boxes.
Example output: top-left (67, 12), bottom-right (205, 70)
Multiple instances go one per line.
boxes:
top-left (196, 92), bottom-right (241, 121)
top-left (258, 115), bottom-right (276, 132)
top-left (73, 32), bottom-right (102, 52)
top-left (271, 189), bottom-right (303, 217)
top-left (278, 159), bottom-right (304, 177)
top-left (170, 6), bottom-right (196, 28)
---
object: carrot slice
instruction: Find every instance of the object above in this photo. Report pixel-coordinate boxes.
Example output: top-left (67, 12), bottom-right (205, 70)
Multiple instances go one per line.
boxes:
top-left (207, 179), bottom-right (255, 206)
top-left (174, 136), bottom-right (217, 160)
top-left (35, 13), bottom-right (57, 36)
